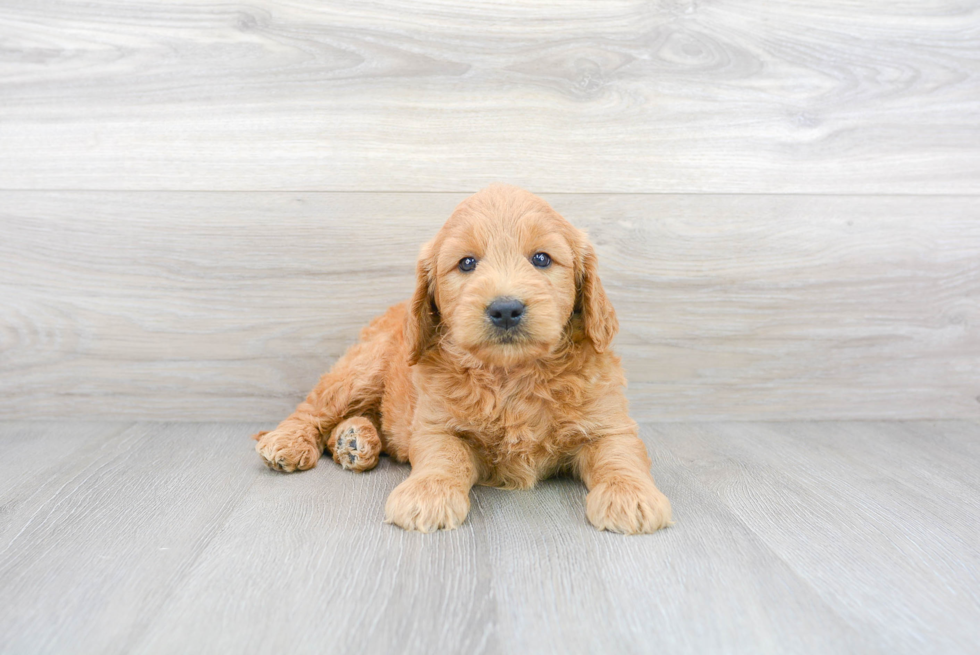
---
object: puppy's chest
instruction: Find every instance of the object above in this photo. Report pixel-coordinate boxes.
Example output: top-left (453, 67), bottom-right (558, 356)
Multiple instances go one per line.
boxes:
top-left (447, 374), bottom-right (591, 487)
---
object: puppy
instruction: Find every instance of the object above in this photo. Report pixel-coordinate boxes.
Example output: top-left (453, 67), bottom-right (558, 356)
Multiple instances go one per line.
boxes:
top-left (254, 185), bottom-right (672, 534)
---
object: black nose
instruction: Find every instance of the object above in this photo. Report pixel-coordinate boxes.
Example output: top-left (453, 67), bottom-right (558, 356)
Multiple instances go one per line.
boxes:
top-left (486, 298), bottom-right (525, 330)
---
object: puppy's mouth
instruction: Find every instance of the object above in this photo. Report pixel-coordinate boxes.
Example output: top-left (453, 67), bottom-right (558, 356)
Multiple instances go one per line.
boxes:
top-left (481, 320), bottom-right (550, 356)
top-left (486, 328), bottom-right (528, 346)
top-left (468, 328), bottom-right (542, 367)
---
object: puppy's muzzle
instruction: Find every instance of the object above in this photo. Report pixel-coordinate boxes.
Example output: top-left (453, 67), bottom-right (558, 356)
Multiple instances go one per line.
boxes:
top-left (486, 297), bottom-right (525, 331)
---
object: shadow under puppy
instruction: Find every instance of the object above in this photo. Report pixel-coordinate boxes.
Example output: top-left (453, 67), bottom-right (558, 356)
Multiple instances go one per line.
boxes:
top-left (254, 184), bottom-right (672, 534)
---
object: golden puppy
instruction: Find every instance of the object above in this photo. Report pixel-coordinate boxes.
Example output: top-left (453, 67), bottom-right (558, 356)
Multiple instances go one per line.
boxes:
top-left (254, 185), bottom-right (672, 534)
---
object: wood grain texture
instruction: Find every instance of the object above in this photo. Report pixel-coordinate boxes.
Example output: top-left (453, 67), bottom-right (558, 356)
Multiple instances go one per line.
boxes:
top-left (0, 423), bottom-right (261, 654)
top-left (132, 435), bottom-right (873, 655)
top-left (649, 421), bottom-right (980, 653)
top-left (1, 421), bottom-right (978, 653)
top-left (2, 191), bottom-right (978, 421)
top-left (0, 0), bottom-right (978, 193)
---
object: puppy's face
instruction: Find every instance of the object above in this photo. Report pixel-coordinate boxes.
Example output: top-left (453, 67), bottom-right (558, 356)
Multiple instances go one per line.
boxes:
top-left (432, 203), bottom-right (578, 367)
top-left (409, 186), bottom-right (617, 368)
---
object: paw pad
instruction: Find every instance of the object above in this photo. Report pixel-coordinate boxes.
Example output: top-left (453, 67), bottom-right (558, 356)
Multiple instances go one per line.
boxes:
top-left (331, 423), bottom-right (379, 472)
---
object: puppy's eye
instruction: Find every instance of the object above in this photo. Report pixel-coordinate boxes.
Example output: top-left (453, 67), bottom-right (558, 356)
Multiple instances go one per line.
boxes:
top-left (458, 256), bottom-right (478, 272)
top-left (530, 252), bottom-right (552, 268)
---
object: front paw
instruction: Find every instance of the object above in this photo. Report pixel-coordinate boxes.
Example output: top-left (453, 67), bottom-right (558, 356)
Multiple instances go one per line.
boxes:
top-left (254, 428), bottom-right (320, 472)
top-left (586, 478), bottom-right (672, 534)
top-left (384, 475), bottom-right (470, 533)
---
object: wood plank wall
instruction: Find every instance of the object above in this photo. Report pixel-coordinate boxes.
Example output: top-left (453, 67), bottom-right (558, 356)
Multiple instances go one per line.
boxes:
top-left (1, 1), bottom-right (978, 421)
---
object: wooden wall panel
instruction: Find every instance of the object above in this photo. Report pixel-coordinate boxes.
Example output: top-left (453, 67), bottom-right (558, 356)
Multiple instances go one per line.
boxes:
top-left (0, 0), bottom-right (978, 193)
top-left (2, 1), bottom-right (978, 420)
top-left (2, 191), bottom-right (977, 421)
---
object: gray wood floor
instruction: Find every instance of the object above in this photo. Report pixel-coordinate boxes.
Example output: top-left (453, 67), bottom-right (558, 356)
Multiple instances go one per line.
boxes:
top-left (1, 421), bottom-right (977, 654)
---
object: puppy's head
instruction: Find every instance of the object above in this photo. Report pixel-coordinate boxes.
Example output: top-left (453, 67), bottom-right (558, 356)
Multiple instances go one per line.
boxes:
top-left (408, 185), bottom-right (618, 368)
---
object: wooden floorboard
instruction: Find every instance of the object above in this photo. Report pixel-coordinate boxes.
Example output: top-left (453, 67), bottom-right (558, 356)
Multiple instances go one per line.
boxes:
top-left (0, 423), bottom-right (122, 504)
top-left (0, 423), bottom-right (261, 654)
top-left (2, 192), bottom-right (978, 422)
top-left (649, 421), bottom-right (980, 654)
top-left (1, 1), bottom-right (977, 193)
top-left (1, 421), bottom-right (977, 654)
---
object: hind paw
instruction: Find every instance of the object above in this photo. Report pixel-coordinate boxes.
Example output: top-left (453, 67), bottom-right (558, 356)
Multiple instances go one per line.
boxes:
top-left (329, 418), bottom-right (381, 472)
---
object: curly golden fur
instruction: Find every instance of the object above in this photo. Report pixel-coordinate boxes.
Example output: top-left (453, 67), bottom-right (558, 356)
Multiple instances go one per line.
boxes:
top-left (254, 185), bottom-right (672, 534)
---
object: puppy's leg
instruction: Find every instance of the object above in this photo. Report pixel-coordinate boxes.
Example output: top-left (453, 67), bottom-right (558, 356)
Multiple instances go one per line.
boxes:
top-left (326, 417), bottom-right (382, 473)
top-left (384, 429), bottom-right (478, 533)
top-left (254, 338), bottom-right (388, 472)
top-left (575, 431), bottom-right (672, 534)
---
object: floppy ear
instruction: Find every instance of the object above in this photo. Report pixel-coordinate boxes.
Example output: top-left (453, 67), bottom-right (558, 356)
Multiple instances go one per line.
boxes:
top-left (407, 241), bottom-right (439, 365)
top-left (577, 239), bottom-right (619, 353)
